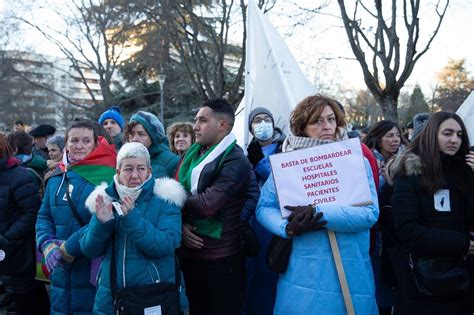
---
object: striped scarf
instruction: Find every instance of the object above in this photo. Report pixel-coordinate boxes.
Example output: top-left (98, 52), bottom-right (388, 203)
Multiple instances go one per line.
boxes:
top-left (282, 127), bottom-right (348, 152)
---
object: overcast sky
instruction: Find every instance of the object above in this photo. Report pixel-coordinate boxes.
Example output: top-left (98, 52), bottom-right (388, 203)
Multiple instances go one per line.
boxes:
top-left (267, 0), bottom-right (474, 95)
top-left (2, 0), bottom-right (472, 97)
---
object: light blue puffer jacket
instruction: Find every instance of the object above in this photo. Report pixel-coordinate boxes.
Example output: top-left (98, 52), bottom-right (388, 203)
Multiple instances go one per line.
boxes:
top-left (256, 158), bottom-right (379, 315)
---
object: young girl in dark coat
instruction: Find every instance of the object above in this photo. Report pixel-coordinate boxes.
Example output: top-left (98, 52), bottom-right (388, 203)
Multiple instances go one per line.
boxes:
top-left (388, 112), bottom-right (474, 315)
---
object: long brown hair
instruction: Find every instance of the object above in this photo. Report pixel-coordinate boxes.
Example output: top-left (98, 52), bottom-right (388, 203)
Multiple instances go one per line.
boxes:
top-left (404, 112), bottom-right (470, 194)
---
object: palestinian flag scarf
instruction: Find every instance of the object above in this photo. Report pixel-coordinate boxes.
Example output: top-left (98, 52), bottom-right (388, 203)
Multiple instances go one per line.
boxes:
top-left (178, 133), bottom-right (236, 239)
top-left (63, 136), bottom-right (117, 185)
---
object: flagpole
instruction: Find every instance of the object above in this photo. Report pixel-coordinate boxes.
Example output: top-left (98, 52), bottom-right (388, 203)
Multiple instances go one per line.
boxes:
top-left (242, 0), bottom-right (255, 149)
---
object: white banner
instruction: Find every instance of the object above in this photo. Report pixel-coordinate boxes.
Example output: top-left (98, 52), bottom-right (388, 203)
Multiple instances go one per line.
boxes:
top-left (269, 138), bottom-right (372, 217)
top-left (232, 0), bottom-right (315, 149)
top-left (456, 90), bottom-right (474, 146)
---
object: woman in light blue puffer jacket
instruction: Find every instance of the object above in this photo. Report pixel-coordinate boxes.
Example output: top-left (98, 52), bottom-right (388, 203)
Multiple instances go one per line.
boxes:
top-left (257, 95), bottom-right (379, 315)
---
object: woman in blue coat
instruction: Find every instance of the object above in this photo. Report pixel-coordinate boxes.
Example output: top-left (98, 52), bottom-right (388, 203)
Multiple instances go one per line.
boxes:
top-left (36, 120), bottom-right (117, 314)
top-left (80, 142), bottom-right (186, 314)
top-left (257, 95), bottom-right (379, 315)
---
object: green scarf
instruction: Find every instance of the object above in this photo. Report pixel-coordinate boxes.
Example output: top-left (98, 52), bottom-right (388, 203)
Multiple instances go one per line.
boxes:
top-left (178, 139), bottom-right (236, 239)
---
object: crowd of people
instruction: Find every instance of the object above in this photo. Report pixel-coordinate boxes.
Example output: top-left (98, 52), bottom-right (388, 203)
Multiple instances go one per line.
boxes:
top-left (0, 96), bottom-right (472, 315)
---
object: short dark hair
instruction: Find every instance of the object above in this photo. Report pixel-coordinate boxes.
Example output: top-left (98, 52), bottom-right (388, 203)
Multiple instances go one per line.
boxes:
top-left (202, 99), bottom-right (235, 127)
top-left (6, 131), bottom-right (33, 155)
top-left (14, 120), bottom-right (24, 126)
top-left (65, 120), bottom-right (100, 144)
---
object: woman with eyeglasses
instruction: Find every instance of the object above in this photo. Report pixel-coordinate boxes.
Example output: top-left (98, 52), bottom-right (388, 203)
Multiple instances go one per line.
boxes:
top-left (256, 94), bottom-right (379, 314)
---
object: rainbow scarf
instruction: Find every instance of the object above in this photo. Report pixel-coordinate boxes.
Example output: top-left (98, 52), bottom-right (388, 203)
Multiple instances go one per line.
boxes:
top-left (62, 137), bottom-right (117, 185)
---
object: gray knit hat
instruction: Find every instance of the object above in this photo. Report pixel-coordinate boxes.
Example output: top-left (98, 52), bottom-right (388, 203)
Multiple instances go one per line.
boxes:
top-left (413, 112), bottom-right (430, 139)
top-left (129, 111), bottom-right (165, 145)
top-left (248, 107), bottom-right (274, 131)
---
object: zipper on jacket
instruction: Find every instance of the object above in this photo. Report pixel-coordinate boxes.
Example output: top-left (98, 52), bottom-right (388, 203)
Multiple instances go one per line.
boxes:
top-left (122, 232), bottom-right (127, 288)
top-left (55, 173), bottom-right (66, 197)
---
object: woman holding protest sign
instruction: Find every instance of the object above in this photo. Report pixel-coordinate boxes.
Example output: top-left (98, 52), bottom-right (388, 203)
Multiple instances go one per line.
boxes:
top-left (256, 94), bottom-right (379, 314)
top-left (387, 112), bottom-right (474, 315)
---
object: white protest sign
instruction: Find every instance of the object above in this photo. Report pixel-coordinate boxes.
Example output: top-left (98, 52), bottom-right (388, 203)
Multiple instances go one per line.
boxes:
top-left (269, 138), bottom-right (372, 217)
top-left (456, 91), bottom-right (474, 146)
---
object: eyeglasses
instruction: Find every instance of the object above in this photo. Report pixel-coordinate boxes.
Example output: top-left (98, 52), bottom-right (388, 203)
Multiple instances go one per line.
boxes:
top-left (313, 116), bottom-right (336, 126)
top-left (252, 117), bottom-right (272, 124)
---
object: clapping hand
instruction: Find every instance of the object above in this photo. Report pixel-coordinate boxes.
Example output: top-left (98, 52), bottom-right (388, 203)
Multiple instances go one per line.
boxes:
top-left (95, 195), bottom-right (114, 223)
top-left (120, 196), bottom-right (135, 216)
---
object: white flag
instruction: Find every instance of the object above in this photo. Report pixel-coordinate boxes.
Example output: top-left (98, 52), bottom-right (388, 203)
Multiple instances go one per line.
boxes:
top-left (232, 0), bottom-right (315, 149)
top-left (456, 91), bottom-right (474, 146)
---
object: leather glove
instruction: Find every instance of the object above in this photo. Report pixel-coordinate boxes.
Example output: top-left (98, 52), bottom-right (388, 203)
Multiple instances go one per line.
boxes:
top-left (247, 142), bottom-right (264, 167)
top-left (284, 206), bottom-right (327, 236)
top-left (285, 205), bottom-right (314, 222)
top-left (43, 241), bottom-right (63, 273)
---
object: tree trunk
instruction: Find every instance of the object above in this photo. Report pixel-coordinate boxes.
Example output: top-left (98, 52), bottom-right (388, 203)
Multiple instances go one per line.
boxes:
top-left (379, 95), bottom-right (398, 122)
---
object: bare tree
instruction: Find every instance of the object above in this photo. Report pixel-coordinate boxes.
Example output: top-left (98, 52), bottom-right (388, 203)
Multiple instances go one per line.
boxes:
top-left (124, 0), bottom-right (277, 109)
top-left (337, 0), bottom-right (449, 120)
top-left (15, 0), bottom-right (140, 116)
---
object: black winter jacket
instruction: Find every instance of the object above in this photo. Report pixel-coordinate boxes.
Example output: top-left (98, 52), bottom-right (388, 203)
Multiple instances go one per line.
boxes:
top-left (0, 156), bottom-right (41, 282)
top-left (181, 144), bottom-right (252, 260)
top-left (388, 152), bottom-right (474, 314)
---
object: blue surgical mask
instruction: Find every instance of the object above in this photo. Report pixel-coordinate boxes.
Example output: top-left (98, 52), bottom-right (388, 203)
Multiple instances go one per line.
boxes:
top-left (253, 122), bottom-right (273, 141)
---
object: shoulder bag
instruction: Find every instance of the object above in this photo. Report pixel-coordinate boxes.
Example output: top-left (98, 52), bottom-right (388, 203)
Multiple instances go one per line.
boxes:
top-left (110, 233), bottom-right (181, 315)
top-left (266, 235), bottom-right (292, 273)
top-left (409, 254), bottom-right (470, 296)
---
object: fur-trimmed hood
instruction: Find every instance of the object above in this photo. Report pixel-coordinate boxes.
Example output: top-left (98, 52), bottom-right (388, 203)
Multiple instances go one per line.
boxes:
top-left (85, 177), bottom-right (187, 213)
top-left (386, 152), bottom-right (423, 185)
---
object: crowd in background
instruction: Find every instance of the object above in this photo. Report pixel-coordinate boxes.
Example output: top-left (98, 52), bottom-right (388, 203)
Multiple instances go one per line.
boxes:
top-left (0, 96), bottom-right (472, 315)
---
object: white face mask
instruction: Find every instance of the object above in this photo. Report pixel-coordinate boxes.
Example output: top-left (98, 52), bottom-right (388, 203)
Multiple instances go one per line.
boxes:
top-left (253, 121), bottom-right (274, 141)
